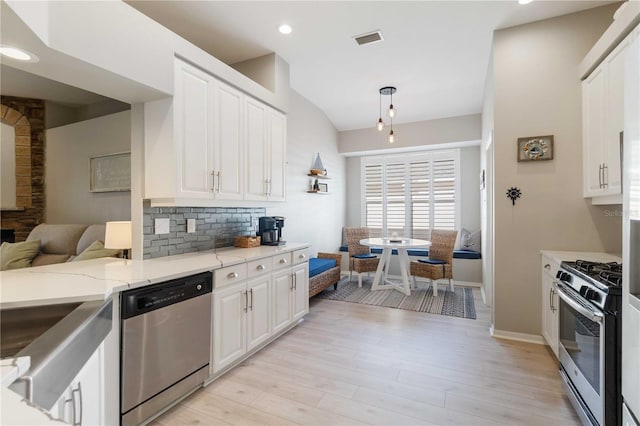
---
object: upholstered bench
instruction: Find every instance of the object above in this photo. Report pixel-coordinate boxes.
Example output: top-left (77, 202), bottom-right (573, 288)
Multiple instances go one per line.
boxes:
top-left (309, 252), bottom-right (342, 298)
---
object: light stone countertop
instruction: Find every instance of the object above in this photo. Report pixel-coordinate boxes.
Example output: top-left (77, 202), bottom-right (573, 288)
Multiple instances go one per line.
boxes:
top-left (540, 250), bottom-right (622, 264)
top-left (0, 357), bottom-right (29, 388)
top-left (0, 243), bottom-right (310, 309)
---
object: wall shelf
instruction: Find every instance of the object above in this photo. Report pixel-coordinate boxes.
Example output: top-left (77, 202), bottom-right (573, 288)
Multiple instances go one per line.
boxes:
top-left (307, 190), bottom-right (329, 194)
top-left (307, 174), bottom-right (331, 179)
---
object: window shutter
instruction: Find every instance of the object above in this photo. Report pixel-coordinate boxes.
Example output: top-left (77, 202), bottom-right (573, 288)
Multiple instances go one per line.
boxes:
top-left (432, 158), bottom-right (456, 230)
top-left (364, 163), bottom-right (383, 237)
top-left (385, 162), bottom-right (406, 237)
top-left (362, 150), bottom-right (458, 238)
top-left (409, 160), bottom-right (430, 239)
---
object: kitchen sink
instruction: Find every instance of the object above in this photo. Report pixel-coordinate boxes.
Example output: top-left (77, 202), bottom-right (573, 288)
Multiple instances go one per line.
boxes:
top-left (0, 302), bottom-right (82, 358)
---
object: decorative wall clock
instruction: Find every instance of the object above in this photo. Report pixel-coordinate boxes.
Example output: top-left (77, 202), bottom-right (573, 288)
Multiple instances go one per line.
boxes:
top-left (517, 135), bottom-right (554, 161)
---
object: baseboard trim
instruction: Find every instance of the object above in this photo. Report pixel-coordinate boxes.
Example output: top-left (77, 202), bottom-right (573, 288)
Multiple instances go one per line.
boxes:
top-left (490, 327), bottom-right (546, 345)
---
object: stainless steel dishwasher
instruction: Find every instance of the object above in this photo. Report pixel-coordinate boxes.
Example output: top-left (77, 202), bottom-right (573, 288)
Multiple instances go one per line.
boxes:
top-left (120, 272), bottom-right (212, 426)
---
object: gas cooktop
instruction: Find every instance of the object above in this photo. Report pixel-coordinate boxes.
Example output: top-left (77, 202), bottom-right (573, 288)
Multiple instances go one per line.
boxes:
top-left (560, 260), bottom-right (623, 307)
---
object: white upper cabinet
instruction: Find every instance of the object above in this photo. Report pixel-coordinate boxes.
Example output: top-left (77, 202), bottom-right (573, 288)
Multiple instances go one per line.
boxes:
top-left (214, 81), bottom-right (244, 200)
top-left (583, 31), bottom-right (630, 202)
top-left (174, 59), bottom-right (215, 199)
top-left (145, 57), bottom-right (286, 206)
top-left (244, 98), bottom-right (287, 202)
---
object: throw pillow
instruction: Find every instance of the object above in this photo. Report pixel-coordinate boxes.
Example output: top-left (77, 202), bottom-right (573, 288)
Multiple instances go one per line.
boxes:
top-left (72, 240), bottom-right (121, 262)
top-left (461, 228), bottom-right (481, 253)
top-left (0, 240), bottom-right (41, 270)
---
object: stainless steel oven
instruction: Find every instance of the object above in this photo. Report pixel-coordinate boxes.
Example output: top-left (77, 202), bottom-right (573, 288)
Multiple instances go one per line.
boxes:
top-left (555, 261), bottom-right (622, 426)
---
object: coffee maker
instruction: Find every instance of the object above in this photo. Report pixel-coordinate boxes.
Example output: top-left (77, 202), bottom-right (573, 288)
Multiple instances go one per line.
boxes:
top-left (258, 216), bottom-right (286, 246)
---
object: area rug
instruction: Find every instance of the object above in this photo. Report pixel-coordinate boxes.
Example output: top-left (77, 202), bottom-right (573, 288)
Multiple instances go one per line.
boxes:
top-left (316, 277), bottom-right (476, 319)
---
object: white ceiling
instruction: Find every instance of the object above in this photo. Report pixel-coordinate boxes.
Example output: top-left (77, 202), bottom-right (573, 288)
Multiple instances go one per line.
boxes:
top-left (127, 0), bottom-right (617, 131)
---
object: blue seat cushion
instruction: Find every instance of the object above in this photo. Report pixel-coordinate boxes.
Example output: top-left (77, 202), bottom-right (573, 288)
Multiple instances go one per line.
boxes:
top-left (353, 253), bottom-right (376, 259)
top-left (309, 257), bottom-right (337, 278)
top-left (417, 258), bottom-right (447, 265)
top-left (339, 245), bottom-right (481, 260)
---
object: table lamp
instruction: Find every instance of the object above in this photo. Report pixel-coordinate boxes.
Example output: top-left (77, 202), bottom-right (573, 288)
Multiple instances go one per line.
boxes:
top-left (105, 221), bottom-right (132, 259)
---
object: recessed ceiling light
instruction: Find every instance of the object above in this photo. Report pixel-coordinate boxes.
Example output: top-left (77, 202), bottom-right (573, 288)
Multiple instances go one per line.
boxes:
top-left (278, 24), bottom-right (292, 35)
top-left (518, 0), bottom-right (534, 4)
top-left (0, 45), bottom-right (39, 62)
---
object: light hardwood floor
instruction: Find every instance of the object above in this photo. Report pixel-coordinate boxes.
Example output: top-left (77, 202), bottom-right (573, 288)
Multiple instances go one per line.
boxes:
top-left (153, 287), bottom-right (579, 426)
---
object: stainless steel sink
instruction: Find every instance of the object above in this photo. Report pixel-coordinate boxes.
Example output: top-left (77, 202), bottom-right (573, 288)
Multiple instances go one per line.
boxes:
top-left (1, 302), bottom-right (82, 358)
top-left (6, 299), bottom-right (112, 411)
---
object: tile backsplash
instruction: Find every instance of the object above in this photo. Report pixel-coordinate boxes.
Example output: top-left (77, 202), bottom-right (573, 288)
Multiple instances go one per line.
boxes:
top-left (143, 207), bottom-right (265, 259)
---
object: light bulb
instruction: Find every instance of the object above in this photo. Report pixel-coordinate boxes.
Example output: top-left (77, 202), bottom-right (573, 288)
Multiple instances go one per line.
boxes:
top-left (376, 118), bottom-right (384, 131)
top-left (388, 104), bottom-right (395, 118)
top-left (389, 129), bottom-right (395, 143)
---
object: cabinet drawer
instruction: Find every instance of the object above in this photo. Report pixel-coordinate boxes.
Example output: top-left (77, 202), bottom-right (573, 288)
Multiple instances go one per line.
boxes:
top-left (248, 257), bottom-right (272, 278)
top-left (214, 263), bottom-right (247, 288)
top-left (272, 253), bottom-right (292, 270)
top-left (292, 248), bottom-right (310, 265)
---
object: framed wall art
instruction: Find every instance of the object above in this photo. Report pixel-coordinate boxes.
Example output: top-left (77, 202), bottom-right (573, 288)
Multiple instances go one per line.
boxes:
top-left (89, 152), bottom-right (131, 192)
top-left (318, 183), bottom-right (328, 193)
top-left (517, 135), bottom-right (554, 162)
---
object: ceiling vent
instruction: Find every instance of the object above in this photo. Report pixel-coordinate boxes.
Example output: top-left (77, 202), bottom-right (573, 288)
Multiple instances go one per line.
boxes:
top-left (353, 30), bottom-right (383, 46)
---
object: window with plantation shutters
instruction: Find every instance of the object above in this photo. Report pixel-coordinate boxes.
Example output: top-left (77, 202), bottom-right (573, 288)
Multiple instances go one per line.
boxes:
top-left (361, 150), bottom-right (459, 238)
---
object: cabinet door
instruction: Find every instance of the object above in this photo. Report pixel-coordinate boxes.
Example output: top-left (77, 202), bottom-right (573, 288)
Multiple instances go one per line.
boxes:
top-left (292, 263), bottom-right (309, 322)
top-left (583, 66), bottom-right (606, 197)
top-left (541, 257), bottom-right (559, 357)
top-left (175, 59), bottom-right (215, 198)
top-left (244, 98), bottom-right (268, 200)
top-left (604, 39), bottom-right (628, 196)
top-left (213, 283), bottom-right (246, 372)
top-left (247, 276), bottom-right (271, 351)
top-left (48, 345), bottom-right (103, 425)
top-left (272, 269), bottom-right (292, 334)
top-left (214, 81), bottom-right (244, 200)
top-left (268, 109), bottom-right (287, 201)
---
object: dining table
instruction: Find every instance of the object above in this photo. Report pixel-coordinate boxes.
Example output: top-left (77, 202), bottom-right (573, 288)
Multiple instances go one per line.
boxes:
top-left (360, 237), bottom-right (431, 296)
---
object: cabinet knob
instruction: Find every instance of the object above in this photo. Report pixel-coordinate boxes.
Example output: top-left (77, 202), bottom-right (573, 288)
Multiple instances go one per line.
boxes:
top-left (544, 264), bottom-right (550, 270)
top-left (280, 258), bottom-right (288, 264)
top-left (227, 272), bottom-right (239, 279)
top-left (257, 264), bottom-right (265, 270)
top-left (299, 254), bottom-right (306, 259)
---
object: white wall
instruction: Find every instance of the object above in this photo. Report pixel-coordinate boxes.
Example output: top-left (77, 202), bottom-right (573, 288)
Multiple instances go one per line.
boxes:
top-left (491, 4), bottom-right (622, 336)
top-left (266, 90), bottom-right (346, 253)
top-left (339, 113), bottom-right (481, 155)
top-left (1, 122), bottom-right (16, 208)
top-left (45, 111), bottom-right (131, 224)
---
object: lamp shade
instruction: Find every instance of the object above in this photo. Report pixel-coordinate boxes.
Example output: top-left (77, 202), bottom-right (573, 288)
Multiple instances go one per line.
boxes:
top-left (104, 221), bottom-right (132, 250)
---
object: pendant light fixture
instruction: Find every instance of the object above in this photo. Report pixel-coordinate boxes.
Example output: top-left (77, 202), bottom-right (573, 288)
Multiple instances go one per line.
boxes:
top-left (377, 86), bottom-right (397, 143)
top-left (376, 90), bottom-right (384, 131)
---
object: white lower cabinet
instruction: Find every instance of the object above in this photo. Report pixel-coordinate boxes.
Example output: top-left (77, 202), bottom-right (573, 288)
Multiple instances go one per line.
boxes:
top-left (292, 263), bottom-right (309, 322)
top-left (541, 255), bottom-right (560, 357)
top-left (212, 251), bottom-right (309, 375)
top-left (49, 344), bottom-right (104, 425)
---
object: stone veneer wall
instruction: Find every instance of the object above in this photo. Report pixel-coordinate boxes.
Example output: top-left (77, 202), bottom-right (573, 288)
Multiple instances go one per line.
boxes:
top-left (143, 207), bottom-right (266, 259)
top-left (0, 97), bottom-right (45, 242)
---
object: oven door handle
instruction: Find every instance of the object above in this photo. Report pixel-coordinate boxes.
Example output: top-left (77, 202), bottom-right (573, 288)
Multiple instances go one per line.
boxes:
top-left (553, 281), bottom-right (604, 323)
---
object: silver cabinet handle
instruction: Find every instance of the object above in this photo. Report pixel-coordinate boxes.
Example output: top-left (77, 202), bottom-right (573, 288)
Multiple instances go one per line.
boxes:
top-left (72, 382), bottom-right (82, 426)
top-left (216, 171), bottom-right (221, 193)
top-left (602, 164), bottom-right (608, 188)
top-left (249, 288), bottom-right (253, 311)
top-left (227, 272), bottom-right (239, 279)
top-left (244, 290), bottom-right (248, 312)
top-left (211, 170), bottom-right (216, 192)
top-left (544, 264), bottom-right (550, 270)
top-left (279, 258), bottom-right (287, 264)
top-left (257, 264), bottom-right (265, 271)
